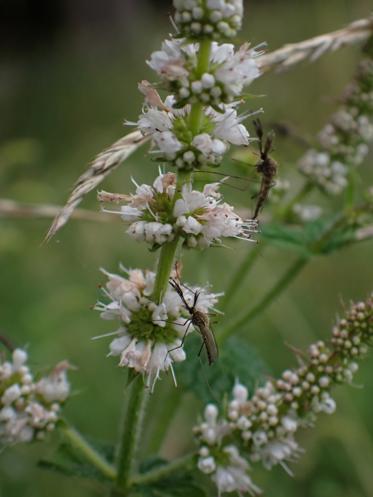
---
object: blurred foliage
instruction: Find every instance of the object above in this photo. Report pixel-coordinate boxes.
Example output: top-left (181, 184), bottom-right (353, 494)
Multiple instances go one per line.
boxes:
top-left (1, 0), bottom-right (373, 496)
top-left (176, 335), bottom-right (268, 404)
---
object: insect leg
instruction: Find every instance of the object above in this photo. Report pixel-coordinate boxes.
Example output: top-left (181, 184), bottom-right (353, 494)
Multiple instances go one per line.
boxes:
top-left (197, 340), bottom-right (205, 357)
top-left (165, 319), bottom-right (193, 362)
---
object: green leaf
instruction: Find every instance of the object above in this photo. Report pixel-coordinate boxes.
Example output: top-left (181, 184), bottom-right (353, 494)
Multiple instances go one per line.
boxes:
top-left (175, 335), bottom-right (268, 404)
top-left (260, 215), bottom-right (365, 256)
top-left (38, 457), bottom-right (108, 482)
top-left (135, 461), bottom-right (207, 497)
top-left (261, 223), bottom-right (313, 255)
top-left (38, 438), bottom-right (115, 482)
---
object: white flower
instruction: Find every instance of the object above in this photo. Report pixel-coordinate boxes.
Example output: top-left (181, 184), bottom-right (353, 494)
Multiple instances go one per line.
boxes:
top-left (147, 37), bottom-right (261, 106)
top-left (102, 174), bottom-right (257, 249)
top-left (298, 150), bottom-right (349, 195)
top-left (213, 446), bottom-right (261, 496)
top-left (174, 0), bottom-right (244, 40)
top-left (257, 436), bottom-right (302, 472)
top-left (174, 185), bottom-right (209, 216)
top-left (210, 107), bottom-right (250, 146)
top-left (192, 133), bottom-right (227, 157)
top-left (198, 455), bottom-right (216, 474)
top-left (121, 206), bottom-right (143, 222)
top-left (138, 108), bottom-right (174, 134)
top-left (175, 182), bottom-right (257, 247)
top-left (12, 349), bottom-right (28, 371)
top-left (153, 131), bottom-right (183, 157)
top-left (214, 42), bottom-right (261, 97)
top-left (147, 39), bottom-right (192, 80)
top-left (36, 362), bottom-right (70, 403)
top-left (133, 89), bottom-right (253, 168)
top-left (319, 395), bottom-right (336, 414)
top-left (96, 268), bottom-right (220, 389)
top-left (233, 382), bottom-right (248, 403)
top-left (293, 203), bottom-right (322, 222)
top-left (298, 73), bottom-right (373, 196)
top-left (0, 349), bottom-right (70, 446)
top-left (2, 385), bottom-right (22, 405)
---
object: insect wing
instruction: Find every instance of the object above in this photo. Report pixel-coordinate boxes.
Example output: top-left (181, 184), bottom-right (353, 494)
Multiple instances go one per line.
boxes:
top-left (199, 323), bottom-right (219, 365)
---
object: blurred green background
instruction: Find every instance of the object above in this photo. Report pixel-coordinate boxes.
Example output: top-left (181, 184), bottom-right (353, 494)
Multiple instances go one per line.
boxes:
top-left (1, 0), bottom-right (373, 496)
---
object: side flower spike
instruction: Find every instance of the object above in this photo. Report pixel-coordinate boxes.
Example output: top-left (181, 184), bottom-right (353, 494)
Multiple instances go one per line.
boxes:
top-left (194, 294), bottom-right (373, 495)
top-left (0, 349), bottom-right (71, 446)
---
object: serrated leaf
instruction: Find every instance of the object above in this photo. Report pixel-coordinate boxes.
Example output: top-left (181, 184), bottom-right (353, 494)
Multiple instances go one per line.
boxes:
top-left (260, 215), bottom-right (363, 256)
top-left (135, 461), bottom-right (207, 497)
top-left (38, 458), bottom-right (108, 482)
top-left (260, 223), bottom-right (313, 255)
top-left (139, 457), bottom-right (169, 474)
top-left (175, 336), bottom-right (268, 404)
top-left (39, 436), bottom-right (115, 483)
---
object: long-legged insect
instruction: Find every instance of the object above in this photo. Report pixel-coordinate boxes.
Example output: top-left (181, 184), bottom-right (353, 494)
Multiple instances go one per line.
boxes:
top-left (252, 118), bottom-right (278, 220)
top-left (169, 278), bottom-right (219, 365)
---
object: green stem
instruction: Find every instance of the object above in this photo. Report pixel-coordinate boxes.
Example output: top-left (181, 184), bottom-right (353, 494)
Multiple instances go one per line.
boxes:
top-left (131, 453), bottom-right (195, 487)
top-left (189, 102), bottom-right (203, 136)
top-left (196, 39), bottom-right (212, 76)
top-left (152, 170), bottom-right (192, 304)
top-left (189, 39), bottom-right (212, 135)
top-left (220, 244), bottom-right (263, 312)
top-left (112, 376), bottom-right (147, 495)
top-left (60, 423), bottom-right (116, 480)
top-left (219, 256), bottom-right (309, 342)
top-left (221, 182), bottom-right (312, 317)
top-left (146, 387), bottom-right (184, 454)
top-left (152, 237), bottom-right (180, 304)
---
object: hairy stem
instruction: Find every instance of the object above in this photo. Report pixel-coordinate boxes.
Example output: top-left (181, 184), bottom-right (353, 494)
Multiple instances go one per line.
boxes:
top-left (152, 170), bottom-right (192, 303)
top-left (189, 39), bottom-right (212, 135)
top-left (111, 376), bottom-right (147, 495)
top-left (60, 423), bottom-right (116, 480)
top-left (152, 237), bottom-right (180, 303)
top-left (130, 453), bottom-right (195, 486)
top-left (146, 387), bottom-right (184, 454)
top-left (220, 256), bottom-right (309, 342)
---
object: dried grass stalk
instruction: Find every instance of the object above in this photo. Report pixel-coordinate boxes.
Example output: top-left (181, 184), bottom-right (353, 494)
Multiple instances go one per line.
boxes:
top-left (259, 16), bottom-right (373, 73)
top-left (44, 130), bottom-right (147, 242)
top-left (0, 199), bottom-right (115, 224)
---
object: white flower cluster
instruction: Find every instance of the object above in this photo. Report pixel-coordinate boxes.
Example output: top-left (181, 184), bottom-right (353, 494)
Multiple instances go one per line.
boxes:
top-left (298, 58), bottom-right (373, 195)
top-left (95, 267), bottom-right (221, 389)
top-left (100, 172), bottom-right (258, 249)
top-left (173, 0), bottom-right (244, 40)
top-left (0, 349), bottom-right (70, 446)
top-left (292, 203), bottom-right (322, 222)
top-left (194, 295), bottom-right (373, 495)
top-left (133, 96), bottom-right (251, 170)
top-left (148, 39), bottom-right (261, 107)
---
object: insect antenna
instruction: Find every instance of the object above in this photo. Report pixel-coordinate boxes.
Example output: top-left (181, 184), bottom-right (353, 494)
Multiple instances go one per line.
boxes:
top-left (253, 118), bottom-right (264, 155)
top-left (264, 130), bottom-right (275, 155)
top-left (169, 277), bottom-right (192, 311)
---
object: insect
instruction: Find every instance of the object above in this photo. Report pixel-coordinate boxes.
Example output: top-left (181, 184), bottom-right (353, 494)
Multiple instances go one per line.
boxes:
top-left (169, 277), bottom-right (219, 365)
top-left (251, 118), bottom-right (278, 220)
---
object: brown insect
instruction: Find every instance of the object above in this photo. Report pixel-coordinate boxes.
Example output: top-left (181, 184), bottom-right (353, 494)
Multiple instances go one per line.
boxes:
top-left (169, 278), bottom-right (219, 365)
top-left (252, 119), bottom-right (278, 220)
